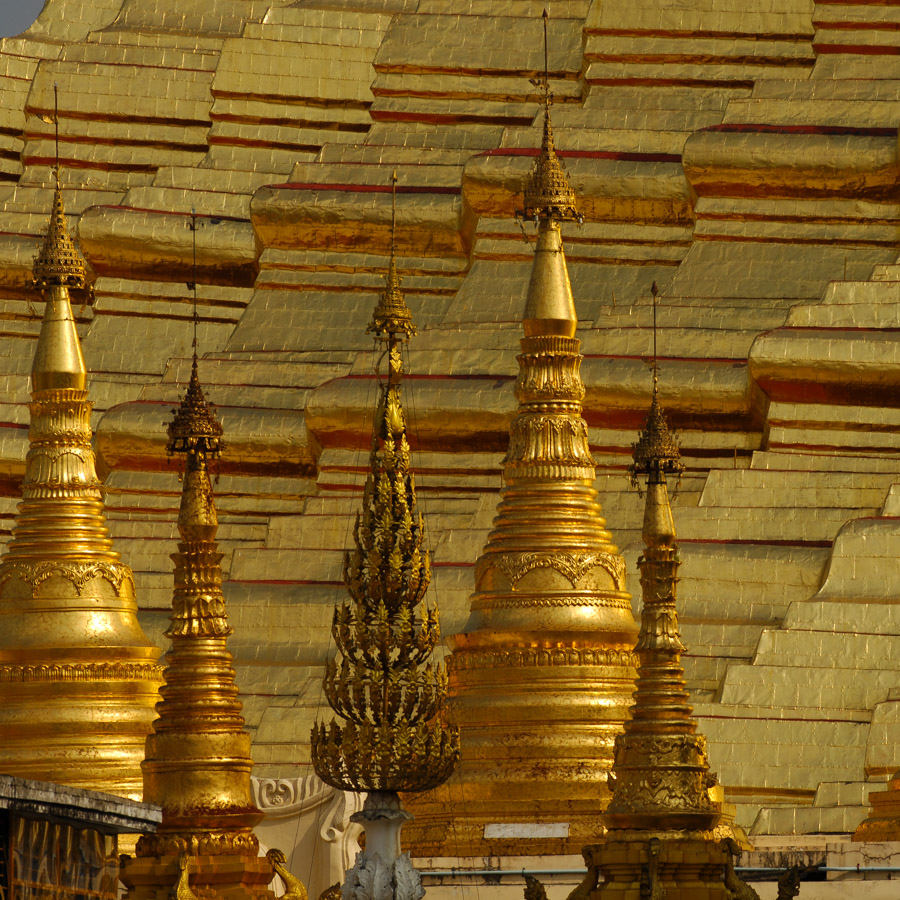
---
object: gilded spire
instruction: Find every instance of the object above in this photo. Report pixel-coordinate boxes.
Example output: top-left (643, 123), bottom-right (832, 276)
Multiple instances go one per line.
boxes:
top-left (127, 237), bottom-right (278, 900)
top-left (311, 174), bottom-right (459, 794)
top-left (139, 356), bottom-right (260, 851)
top-left (0, 103), bottom-right (161, 800)
top-left (605, 287), bottom-right (719, 832)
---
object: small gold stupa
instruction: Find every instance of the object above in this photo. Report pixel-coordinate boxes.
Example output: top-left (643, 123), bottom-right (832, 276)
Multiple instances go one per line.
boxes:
top-left (311, 173), bottom-right (459, 898)
top-left (582, 328), bottom-right (757, 898)
top-left (0, 159), bottom-right (162, 799)
top-left (854, 771), bottom-right (900, 840)
top-left (120, 280), bottom-right (279, 898)
top-left (404, 12), bottom-right (639, 857)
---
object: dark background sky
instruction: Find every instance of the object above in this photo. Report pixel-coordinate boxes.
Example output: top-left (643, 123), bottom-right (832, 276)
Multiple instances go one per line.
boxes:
top-left (0, 1), bottom-right (45, 38)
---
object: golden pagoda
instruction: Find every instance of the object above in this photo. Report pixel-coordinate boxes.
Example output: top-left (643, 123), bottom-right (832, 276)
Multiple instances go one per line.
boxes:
top-left (853, 772), bottom-right (900, 841)
top-left (311, 173), bottom-right (459, 899)
top-left (0, 159), bottom-right (162, 800)
top-left (404, 12), bottom-right (639, 857)
top-left (584, 334), bottom-right (756, 898)
top-left (120, 291), bottom-right (278, 898)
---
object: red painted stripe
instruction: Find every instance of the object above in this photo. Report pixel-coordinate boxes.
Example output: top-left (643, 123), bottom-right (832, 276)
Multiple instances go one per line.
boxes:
top-left (701, 124), bottom-right (895, 136)
top-left (584, 27), bottom-right (811, 41)
top-left (815, 18), bottom-right (900, 29)
top-left (478, 147), bottom-right (681, 163)
top-left (813, 42), bottom-right (900, 53)
top-left (266, 182), bottom-right (460, 195)
top-left (94, 205), bottom-right (248, 223)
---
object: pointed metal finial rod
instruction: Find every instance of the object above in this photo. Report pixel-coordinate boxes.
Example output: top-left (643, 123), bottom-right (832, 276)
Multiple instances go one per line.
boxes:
top-left (366, 172), bottom-right (414, 343)
top-left (391, 169), bottom-right (397, 240)
top-left (53, 83), bottom-right (59, 187)
top-left (542, 9), bottom-right (549, 99)
top-left (189, 209), bottom-right (198, 358)
top-left (651, 281), bottom-right (659, 396)
top-left (630, 282), bottom-right (683, 489)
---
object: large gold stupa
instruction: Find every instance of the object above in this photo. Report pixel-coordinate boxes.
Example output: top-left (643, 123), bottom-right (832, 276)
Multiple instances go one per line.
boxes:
top-left (0, 167), bottom-right (162, 800)
top-left (405, 29), bottom-right (639, 856)
top-left (121, 337), bottom-right (277, 898)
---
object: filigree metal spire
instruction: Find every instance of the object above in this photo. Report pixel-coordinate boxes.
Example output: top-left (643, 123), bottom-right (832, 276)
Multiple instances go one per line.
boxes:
top-left (518, 10), bottom-right (581, 224)
top-left (311, 175), bottom-right (459, 793)
top-left (605, 289), bottom-right (719, 832)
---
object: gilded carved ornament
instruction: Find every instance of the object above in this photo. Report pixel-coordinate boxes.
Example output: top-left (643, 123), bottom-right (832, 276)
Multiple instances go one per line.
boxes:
top-left (487, 549), bottom-right (626, 591)
top-left (311, 173), bottom-right (459, 795)
top-left (0, 560), bottom-right (134, 596)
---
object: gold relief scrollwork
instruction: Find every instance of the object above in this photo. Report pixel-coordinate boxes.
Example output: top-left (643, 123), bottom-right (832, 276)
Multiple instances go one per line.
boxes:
top-left (0, 661), bottom-right (162, 682)
top-left (606, 769), bottom-right (715, 815)
top-left (504, 414), bottom-right (593, 468)
top-left (136, 831), bottom-right (259, 859)
top-left (0, 561), bottom-right (134, 597)
top-left (614, 734), bottom-right (710, 770)
top-left (492, 551), bottom-right (626, 591)
top-left (449, 646), bottom-right (637, 671)
top-left (473, 593), bottom-right (632, 611)
top-left (515, 348), bottom-right (585, 404)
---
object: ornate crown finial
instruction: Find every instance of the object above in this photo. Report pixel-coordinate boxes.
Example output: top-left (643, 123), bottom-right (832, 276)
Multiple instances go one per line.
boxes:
top-left (630, 283), bottom-right (683, 485)
top-left (368, 171), bottom-right (415, 339)
top-left (32, 86), bottom-right (87, 292)
top-left (518, 10), bottom-right (581, 224)
top-left (167, 354), bottom-right (223, 460)
top-left (167, 214), bottom-right (223, 461)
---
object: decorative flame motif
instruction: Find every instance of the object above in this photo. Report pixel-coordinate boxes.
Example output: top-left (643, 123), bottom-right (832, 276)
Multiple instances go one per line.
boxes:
top-left (311, 175), bottom-right (459, 794)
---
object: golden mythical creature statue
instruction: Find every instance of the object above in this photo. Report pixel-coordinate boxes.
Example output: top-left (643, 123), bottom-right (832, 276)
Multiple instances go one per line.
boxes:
top-left (267, 849), bottom-right (309, 900)
top-left (169, 854), bottom-right (199, 900)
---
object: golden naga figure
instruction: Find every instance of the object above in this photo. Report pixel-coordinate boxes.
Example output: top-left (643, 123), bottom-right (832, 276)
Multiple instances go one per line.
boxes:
top-left (0, 157), bottom-right (161, 799)
top-left (311, 174), bottom-right (459, 900)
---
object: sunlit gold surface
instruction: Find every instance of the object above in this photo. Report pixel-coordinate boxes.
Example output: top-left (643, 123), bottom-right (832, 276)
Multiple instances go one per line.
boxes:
top-left (404, 93), bottom-right (638, 857)
top-left (0, 178), bottom-right (161, 801)
top-left (121, 358), bottom-right (276, 900)
top-left (311, 183), bottom-right (459, 794)
top-left (3, 0), bottom-right (900, 841)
